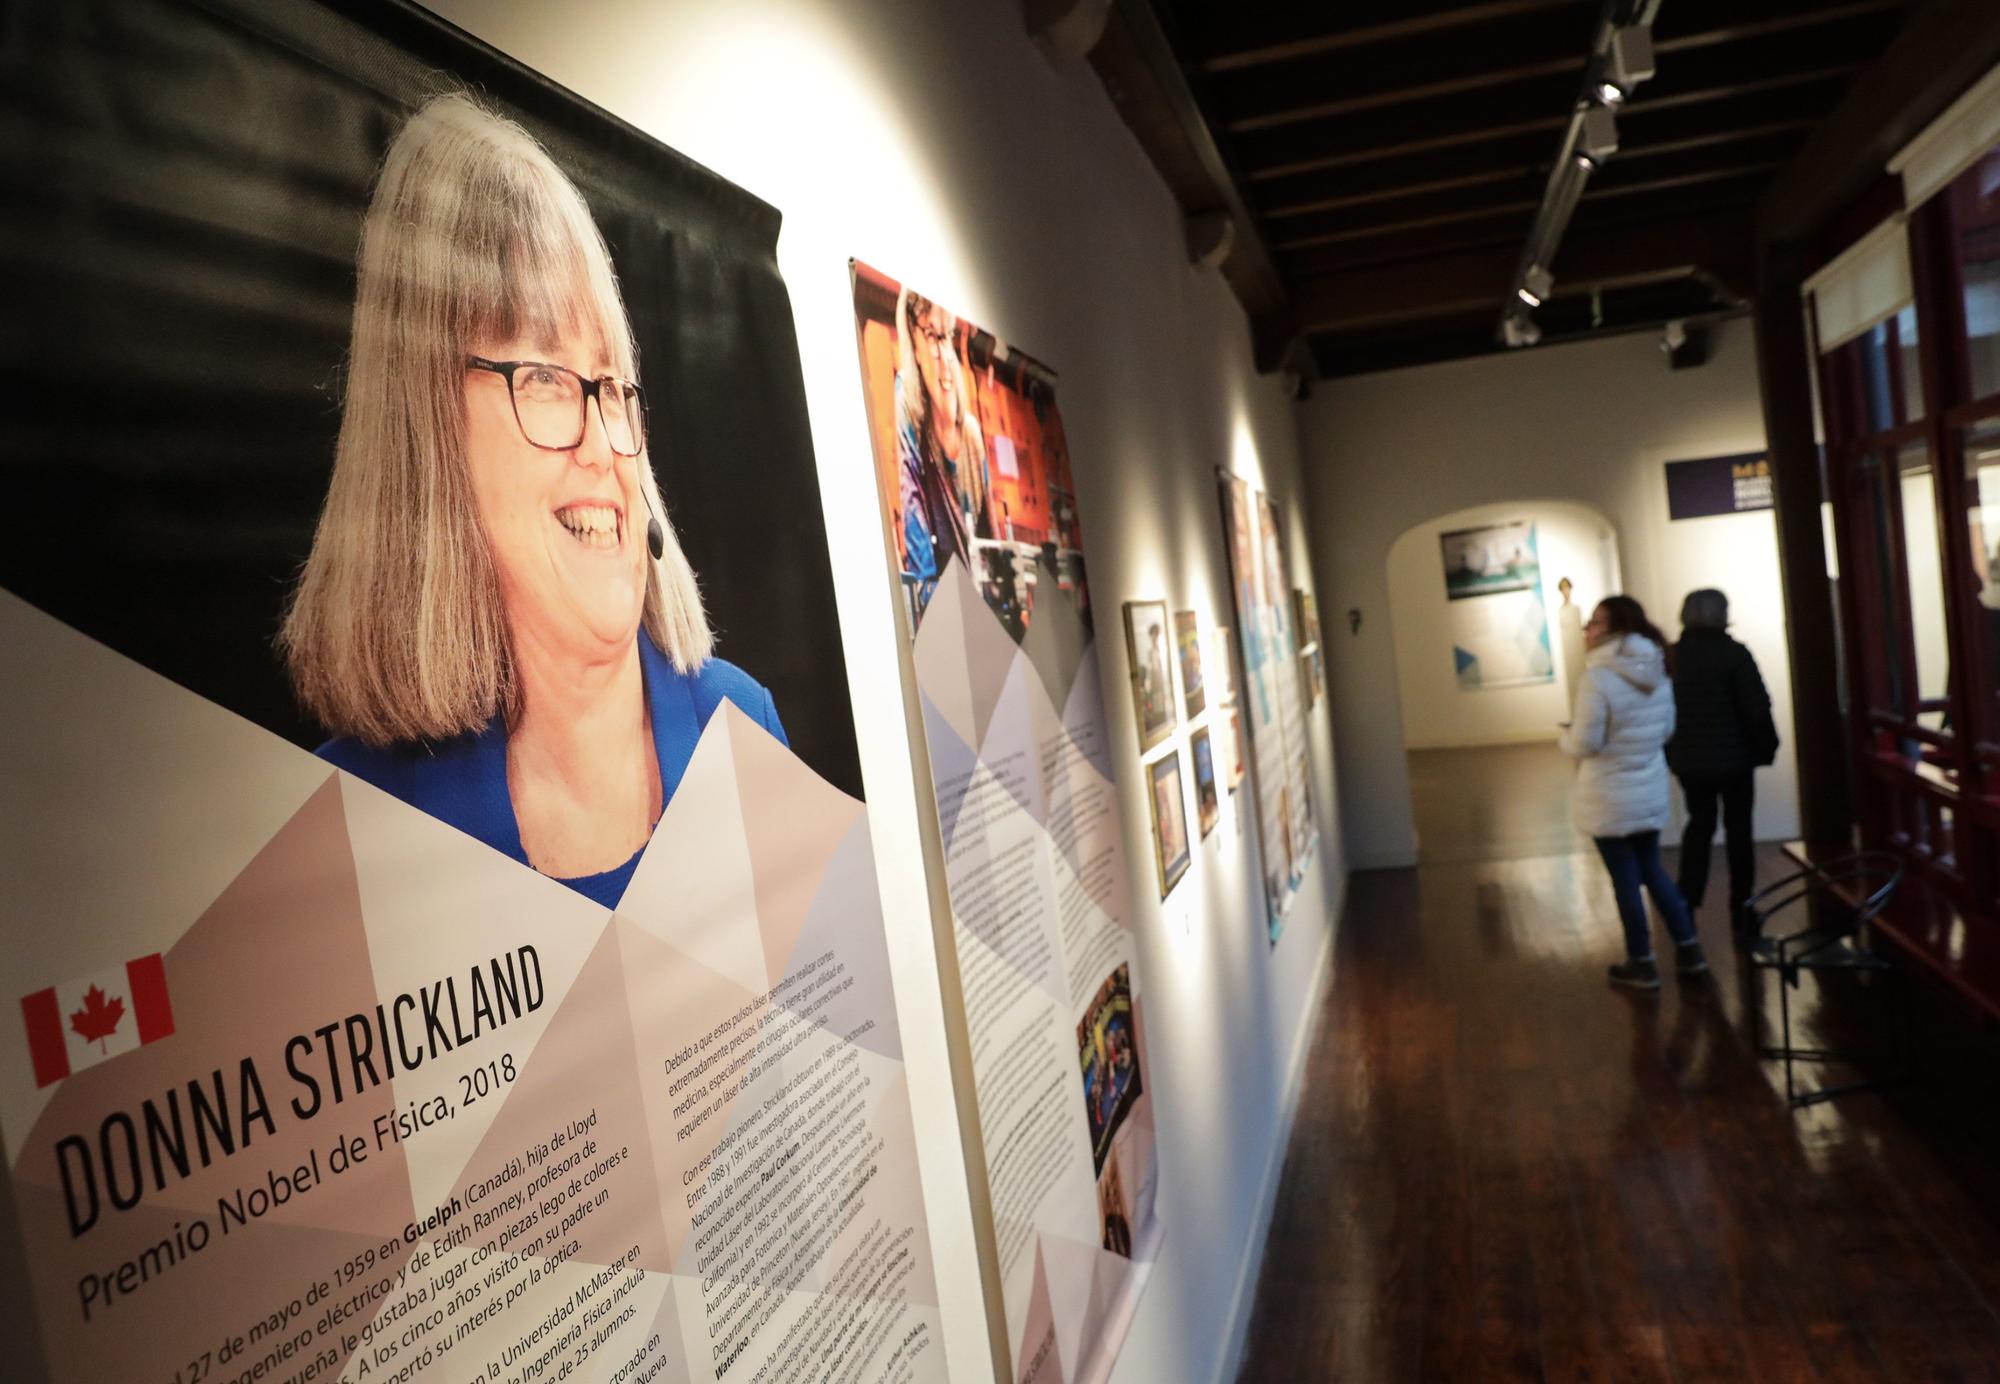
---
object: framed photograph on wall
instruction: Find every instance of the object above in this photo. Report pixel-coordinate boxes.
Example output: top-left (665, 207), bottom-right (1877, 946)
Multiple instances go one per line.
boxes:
top-left (1147, 748), bottom-right (1192, 897)
top-left (1174, 609), bottom-right (1206, 719)
top-left (1441, 519), bottom-right (1540, 600)
top-left (1294, 589), bottom-right (1321, 650)
top-left (1190, 726), bottom-right (1220, 838)
top-left (1124, 598), bottom-right (1178, 749)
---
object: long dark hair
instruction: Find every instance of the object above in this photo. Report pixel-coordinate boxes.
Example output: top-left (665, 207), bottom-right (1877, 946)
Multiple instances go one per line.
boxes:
top-left (1595, 595), bottom-right (1672, 672)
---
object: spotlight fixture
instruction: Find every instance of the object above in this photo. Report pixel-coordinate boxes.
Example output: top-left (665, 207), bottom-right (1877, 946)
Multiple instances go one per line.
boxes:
top-left (1501, 312), bottom-right (1543, 349)
top-left (1593, 25), bottom-right (1653, 108)
top-left (1517, 264), bottom-right (1553, 308)
top-left (1580, 105), bottom-right (1619, 163)
top-left (1608, 24), bottom-right (1656, 90)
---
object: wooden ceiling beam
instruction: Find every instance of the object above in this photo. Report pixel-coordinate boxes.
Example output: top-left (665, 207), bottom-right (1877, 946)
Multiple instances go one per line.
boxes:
top-left (1651, 0), bottom-right (1906, 55)
top-left (1257, 118), bottom-right (1811, 220)
top-left (1203, 0), bottom-right (1584, 74)
top-left (1248, 115), bottom-right (1568, 183)
top-left (1281, 175), bottom-right (1764, 278)
top-left (1289, 208), bottom-right (1752, 333)
top-left (1223, 8), bottom-right (1894, 139)
top-left (1272, 159), bottom-right (1780, 251)
top-left (1226, 57), bottom-right (1584, 134)
top-left (1265, 166), bottom-right (1541, 221)
top-left (1276, 201), bottom-right (1543, 253)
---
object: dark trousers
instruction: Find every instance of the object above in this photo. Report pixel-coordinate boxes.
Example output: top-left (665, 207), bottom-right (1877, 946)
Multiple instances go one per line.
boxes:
top-left (1593, 830), bottom-right (1697, 961)
top-left (1676, 771), bottom-right (1755, 913)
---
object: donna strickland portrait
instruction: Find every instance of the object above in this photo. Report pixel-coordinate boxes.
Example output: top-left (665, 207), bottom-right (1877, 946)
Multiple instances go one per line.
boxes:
top-left (282, 95), bottom-right (783, 908)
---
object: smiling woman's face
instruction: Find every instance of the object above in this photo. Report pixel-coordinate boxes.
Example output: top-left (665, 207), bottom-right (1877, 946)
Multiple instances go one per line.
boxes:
top-left (464, 320), bottom-right (647, 664)
top-left (914, 303), bottom-right (958, 422)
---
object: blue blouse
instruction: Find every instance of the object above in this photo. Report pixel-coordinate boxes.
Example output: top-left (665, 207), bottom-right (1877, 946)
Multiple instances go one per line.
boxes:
top-left (317, 634), bottom-right (785, 908)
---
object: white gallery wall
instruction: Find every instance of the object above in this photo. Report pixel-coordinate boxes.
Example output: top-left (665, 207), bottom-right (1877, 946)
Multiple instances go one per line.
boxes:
top-left (421, 3), bottom-right (1347, 1383)
top-left (1301, 321), bottom-right (1801, 868)
top-left (1387, 500), bottom-right (1620, 748)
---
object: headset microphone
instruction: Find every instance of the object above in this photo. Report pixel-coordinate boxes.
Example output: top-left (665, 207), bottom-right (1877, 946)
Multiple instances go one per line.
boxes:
top-left (641, 487), bottom-right (665, 561)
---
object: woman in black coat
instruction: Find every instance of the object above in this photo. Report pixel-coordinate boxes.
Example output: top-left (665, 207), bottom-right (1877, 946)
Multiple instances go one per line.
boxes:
top-left (1666, 589), bottom-right (1780, 932)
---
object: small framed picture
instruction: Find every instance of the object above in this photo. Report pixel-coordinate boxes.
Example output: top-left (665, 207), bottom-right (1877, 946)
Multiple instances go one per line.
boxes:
top-left (1293, 587), bottom-right (1321, 651)
top-left (1123, 599), bottom-right (1178, 750)
top-left (1214, 625), bottom-right (1235, 705)
top-left (1147, 748), bottom-right (1191, 898)
top-left (1190, 726), bottom-right (1220, 838)
top-left (1226, 707), bottom-right (1246, 789)
top-left (1174, 609), bottom-right (1205, 720)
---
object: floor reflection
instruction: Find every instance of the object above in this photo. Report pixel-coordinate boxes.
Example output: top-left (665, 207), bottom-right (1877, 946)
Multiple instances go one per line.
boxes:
top-left (1238, 846), bottom-right (2000, 1381)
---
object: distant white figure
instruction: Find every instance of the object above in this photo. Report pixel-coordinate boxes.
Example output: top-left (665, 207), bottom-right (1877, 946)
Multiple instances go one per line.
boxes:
top-left (1557, 576), bottom-right (1586, 707)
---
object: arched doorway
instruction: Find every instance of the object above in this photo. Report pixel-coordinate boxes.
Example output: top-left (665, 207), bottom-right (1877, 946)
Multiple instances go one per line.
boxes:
top-left (1384, 499), bottom-right (1623, 863)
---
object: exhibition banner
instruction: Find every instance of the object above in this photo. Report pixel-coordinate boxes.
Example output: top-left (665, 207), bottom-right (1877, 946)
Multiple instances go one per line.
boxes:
top-left (1441, 524), bottom-right (1554, 690)
top-left (1, 4), bottom-right (940, 1381)
top-left (1449, 590), bottom-right (1557, 690)
top-left (1219, 478), bottom-right (1318, 942)
top-left (853, 266), bottom-right (1161, 1384)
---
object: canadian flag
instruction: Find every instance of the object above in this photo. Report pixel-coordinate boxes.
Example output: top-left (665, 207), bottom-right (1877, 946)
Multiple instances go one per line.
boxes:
top-left (20, 954), bottom-right (175, 1088)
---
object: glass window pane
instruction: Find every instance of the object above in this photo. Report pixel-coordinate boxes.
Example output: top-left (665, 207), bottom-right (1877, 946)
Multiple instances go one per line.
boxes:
top-left (1857, 319), bottom-right (1897, 432)
top-left (1965, 417), bottom-right (2000, 738)
top-left (1898, 445), bottom-right (1950, 736)
top-left (1896, 304), bottom-right (1924, 422)
top-left (1949, 147), bottom-right (2000, 402)
top-left (1862, 454), bottom-right (1908, 720)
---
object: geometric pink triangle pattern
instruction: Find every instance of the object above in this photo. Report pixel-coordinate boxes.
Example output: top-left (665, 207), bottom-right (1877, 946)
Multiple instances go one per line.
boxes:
top-left (908, 505), bottom-right (1162, 1384)
top-left (0, 608), bottom-right (945, 1383)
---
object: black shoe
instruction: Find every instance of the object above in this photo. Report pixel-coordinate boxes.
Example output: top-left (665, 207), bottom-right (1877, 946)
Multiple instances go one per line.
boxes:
top-left (1607, 958), bottom-right (1661, 990)
top-left (1675, 942), bottom-right (1709, 977)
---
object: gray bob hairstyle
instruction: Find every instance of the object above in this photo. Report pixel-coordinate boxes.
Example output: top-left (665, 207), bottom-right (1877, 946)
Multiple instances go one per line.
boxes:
top-left (282, 94), bottom-right (711, 747)
top-left (1680, 588), bottom-right (1730, 630)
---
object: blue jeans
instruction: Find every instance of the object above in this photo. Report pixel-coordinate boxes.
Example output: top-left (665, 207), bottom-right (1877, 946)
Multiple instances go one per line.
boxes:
top-left (1593, 830), bottom-right (1696, 961)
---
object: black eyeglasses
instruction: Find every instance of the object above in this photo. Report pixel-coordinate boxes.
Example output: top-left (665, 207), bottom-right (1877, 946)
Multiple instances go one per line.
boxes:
top-left (466, 356), bottom-right (647, 456)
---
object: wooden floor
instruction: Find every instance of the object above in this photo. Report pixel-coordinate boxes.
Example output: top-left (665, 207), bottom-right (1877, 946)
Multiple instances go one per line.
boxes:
top-left (1408, 743), bottom-right (1587, 864)
top-left (1237, 847), bottom-right (2000, 1382)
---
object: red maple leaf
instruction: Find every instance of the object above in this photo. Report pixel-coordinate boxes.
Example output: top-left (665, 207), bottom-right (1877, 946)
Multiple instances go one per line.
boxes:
top-left (70, 985), bottom-right (125, 1053)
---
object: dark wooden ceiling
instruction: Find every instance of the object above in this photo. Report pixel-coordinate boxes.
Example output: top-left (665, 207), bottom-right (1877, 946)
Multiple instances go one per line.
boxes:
top-left (1102, 0), bottom-right (1919, 375)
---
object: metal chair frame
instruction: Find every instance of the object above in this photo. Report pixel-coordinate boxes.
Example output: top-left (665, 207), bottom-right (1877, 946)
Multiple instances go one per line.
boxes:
top-left (1741, 851), bottom-right (1908, 1109)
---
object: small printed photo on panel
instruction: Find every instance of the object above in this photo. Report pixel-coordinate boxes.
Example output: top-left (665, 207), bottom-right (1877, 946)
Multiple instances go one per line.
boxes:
top-left (850, 265), bottom-right (1092, 646)
top-left (1077, 962), bottom-right (1144, 1175)
top-left (1098, 1147), bottom-right (1134, 1259)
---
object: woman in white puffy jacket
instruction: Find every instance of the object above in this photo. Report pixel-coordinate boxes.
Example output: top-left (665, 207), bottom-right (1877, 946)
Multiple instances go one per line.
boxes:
top-left (1559, 596), bottom-right (1704, 989)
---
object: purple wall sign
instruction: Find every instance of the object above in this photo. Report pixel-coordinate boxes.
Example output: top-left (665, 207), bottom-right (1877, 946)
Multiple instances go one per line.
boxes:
top-left (1665, 452), bottom-right (1773, 521)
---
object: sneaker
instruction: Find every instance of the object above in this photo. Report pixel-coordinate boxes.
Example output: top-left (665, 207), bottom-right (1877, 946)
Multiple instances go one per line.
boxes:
top-left (1607, 958), bottom-right (1661, 990)
top-left (1675, 942), bottom-right (1709, 977)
